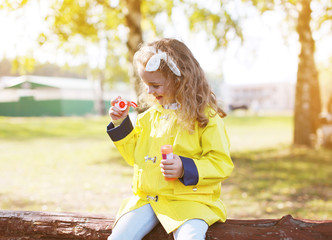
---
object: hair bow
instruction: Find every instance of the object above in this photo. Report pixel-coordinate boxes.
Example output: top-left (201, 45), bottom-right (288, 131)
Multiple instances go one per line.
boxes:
top-left (144, 47), bottom-right (181, 77)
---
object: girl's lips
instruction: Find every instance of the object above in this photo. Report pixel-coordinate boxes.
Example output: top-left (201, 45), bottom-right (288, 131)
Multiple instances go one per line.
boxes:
top-left (156, 96), bottom-right (162, 100)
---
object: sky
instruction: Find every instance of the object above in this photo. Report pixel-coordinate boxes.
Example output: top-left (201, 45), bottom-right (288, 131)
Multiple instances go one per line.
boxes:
top-left (0, 0), bottom-right (331, 86)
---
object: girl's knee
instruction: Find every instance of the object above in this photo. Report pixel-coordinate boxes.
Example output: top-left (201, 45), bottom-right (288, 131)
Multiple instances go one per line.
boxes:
top-left (173, 219), bottom-right (208, 240)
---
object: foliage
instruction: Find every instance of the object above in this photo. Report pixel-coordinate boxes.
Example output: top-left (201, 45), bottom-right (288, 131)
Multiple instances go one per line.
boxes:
top-left (38, 0), bottom-right (182, 83)
top-left (244, 0), bottom-right (331, 146)
top-left (1, 0), bottom-right (129, 83)
top-left (185, 0), bottom-right (244, 48)
top-left (185, 0), bottom-right (331, 147)
top-left (2, 0), bottom-right (332, 145)
top-left (45, 0), bottom-right (129, 83)
top-left (0, 58), bottom-right (88, 78)
top-left (11, 56), bottom-right (36, 75)
top-left (0, 0), bottom-right (28, 10)
top-left (1, 0), bottom-right (245, 80)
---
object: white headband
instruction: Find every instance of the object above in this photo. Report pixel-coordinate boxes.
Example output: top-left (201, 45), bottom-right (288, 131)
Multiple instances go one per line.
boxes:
top-left (144, 46), bottom-right (181, 77)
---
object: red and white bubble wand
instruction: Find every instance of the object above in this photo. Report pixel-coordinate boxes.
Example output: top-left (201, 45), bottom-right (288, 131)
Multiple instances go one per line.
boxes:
top-left (112, 96), bottom-right (138, 111)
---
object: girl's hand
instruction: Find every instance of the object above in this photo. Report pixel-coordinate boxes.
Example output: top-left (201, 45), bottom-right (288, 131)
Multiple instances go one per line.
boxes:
top-left (109, 97), bottom-right (130, 121)
top-left (160, 154), bottom-right (184, 179)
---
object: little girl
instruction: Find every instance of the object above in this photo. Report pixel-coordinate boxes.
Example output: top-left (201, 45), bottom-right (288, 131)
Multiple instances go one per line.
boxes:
top-left (107, 38), bottom-right (234, 240)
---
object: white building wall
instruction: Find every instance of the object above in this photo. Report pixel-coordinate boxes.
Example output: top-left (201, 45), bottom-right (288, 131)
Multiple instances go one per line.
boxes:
top-left (219, 82), bottom-right (295, 111)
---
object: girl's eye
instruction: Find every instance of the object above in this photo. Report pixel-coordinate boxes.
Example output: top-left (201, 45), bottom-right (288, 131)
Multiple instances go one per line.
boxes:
top-left (152, 85), bottom-right (160, 89)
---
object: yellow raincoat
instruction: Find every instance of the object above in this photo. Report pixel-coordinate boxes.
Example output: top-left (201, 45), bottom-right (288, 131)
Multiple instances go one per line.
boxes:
top-left (107, 104), bottom-right (234, 233)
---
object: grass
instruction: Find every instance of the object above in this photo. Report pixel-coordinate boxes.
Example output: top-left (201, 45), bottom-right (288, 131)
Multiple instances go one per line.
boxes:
top-left (0, 115), bottom-right (331, 220)
top-left (0, 116), bottom-right (132, 215)
top-left (224, 115), bottom-right (293, 151)
top-left (223, 147), bottom-right (332, 220)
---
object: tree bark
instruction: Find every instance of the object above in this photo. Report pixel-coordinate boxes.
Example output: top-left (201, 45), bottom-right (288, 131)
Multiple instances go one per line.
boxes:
top-left (294, 0), bottom-right (322, 146)
top-left (0, 211), bottom-right (331, 240)
top-left (124, 0), bottom-right (145, 112)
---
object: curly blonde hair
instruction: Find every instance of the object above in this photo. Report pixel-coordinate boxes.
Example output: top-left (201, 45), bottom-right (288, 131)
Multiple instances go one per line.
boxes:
top-left (133, 38), bottom-right (226, 130)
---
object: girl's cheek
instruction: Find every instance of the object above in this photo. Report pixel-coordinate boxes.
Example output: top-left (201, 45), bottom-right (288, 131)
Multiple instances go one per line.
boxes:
top-left (144, 84), bottom-right (150, 93)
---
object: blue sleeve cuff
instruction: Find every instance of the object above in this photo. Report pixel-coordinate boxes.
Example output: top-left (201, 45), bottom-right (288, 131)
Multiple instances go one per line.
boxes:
top-left (106, 116), bottom-right (133, 141)
top-left (179, 156), bottom-right (199, 186)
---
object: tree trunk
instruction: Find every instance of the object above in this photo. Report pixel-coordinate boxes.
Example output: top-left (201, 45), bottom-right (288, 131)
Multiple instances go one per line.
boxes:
top-left (97, 72), bottom-right (106, 115)
top-left (89, 69), bottom-right (105, 116)
top-left (1, 211), bottom-right (331, 240)
top-left (294, 0), bottom-right (321, 146)
top-left (124, 0), bottom-right (145, 112)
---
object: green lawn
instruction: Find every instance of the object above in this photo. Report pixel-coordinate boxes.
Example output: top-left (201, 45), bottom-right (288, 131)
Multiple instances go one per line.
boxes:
top-left (224, 115), bottom-right (293, 151)
top-left (0, 115), bottom-right (331, 220)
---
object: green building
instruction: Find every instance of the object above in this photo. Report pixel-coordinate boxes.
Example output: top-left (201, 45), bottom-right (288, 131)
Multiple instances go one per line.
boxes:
top-left (0, 75), bottom-right (105, 117)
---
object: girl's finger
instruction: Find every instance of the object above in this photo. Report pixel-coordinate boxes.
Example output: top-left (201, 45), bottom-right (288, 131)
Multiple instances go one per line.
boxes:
top-left (110, 96), bottom-right (122, 106)
top-left (109, 109), bottom-right (121, 117)
top-left (160, 159), bottom-right (173, 165)
top-left (162, 170), bottom-right (175, 177)
top-left (161, 165), bottom-right (174, 171)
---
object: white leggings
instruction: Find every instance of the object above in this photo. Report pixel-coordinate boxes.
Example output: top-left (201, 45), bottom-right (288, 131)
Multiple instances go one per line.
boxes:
top-left (108, 204), bottom-right (208, 240)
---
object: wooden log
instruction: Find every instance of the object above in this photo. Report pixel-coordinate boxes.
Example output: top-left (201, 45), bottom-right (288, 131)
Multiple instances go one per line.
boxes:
top-left (0, 210), bottom-right (331, 240)
top-left (0, 211), bottom-right (113, 240)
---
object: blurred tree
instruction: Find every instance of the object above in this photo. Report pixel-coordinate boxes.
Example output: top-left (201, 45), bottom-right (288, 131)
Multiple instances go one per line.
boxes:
top-left (293, 0), bottom-right (322, 146)
top-left (1, 0), bottom-right (133, 114)
top-left (188, 0), bottom-right (331, 147)
top-left (43, 0), bottom-right (129, 114)
top-left (0, 58), bottom-right (91, 79)
top-left (29, 0), bottom-right (235, 113)
top-left (35, 62), bottom-right (88, 78)
top-left (36, 0), bottom-right (167, 113)
top-left (318, 56), bottom-right (332, 112)
top-left (11, 56), bottom-right (36, 75)
top-left (4, 0), bottom-right (329, 146)
top-left (184, 1), bottom-right (244, 48)
top-left (0, 0), bottom-right (28, 10)
top-left (0, 59), bottom-right (14, 77)
top-left (1, 0), bottom-right (241, 114)
top-left (256, 0), bottom-right (332, 147)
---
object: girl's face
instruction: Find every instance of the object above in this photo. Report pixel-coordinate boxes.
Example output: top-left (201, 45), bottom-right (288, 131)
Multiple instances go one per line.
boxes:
top-left (138, 65), bottom-right (174, 106)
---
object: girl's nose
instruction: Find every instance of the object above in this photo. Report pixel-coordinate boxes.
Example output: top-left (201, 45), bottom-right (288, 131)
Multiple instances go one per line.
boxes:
top-left (147, 86), bottom-right (154, 94)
